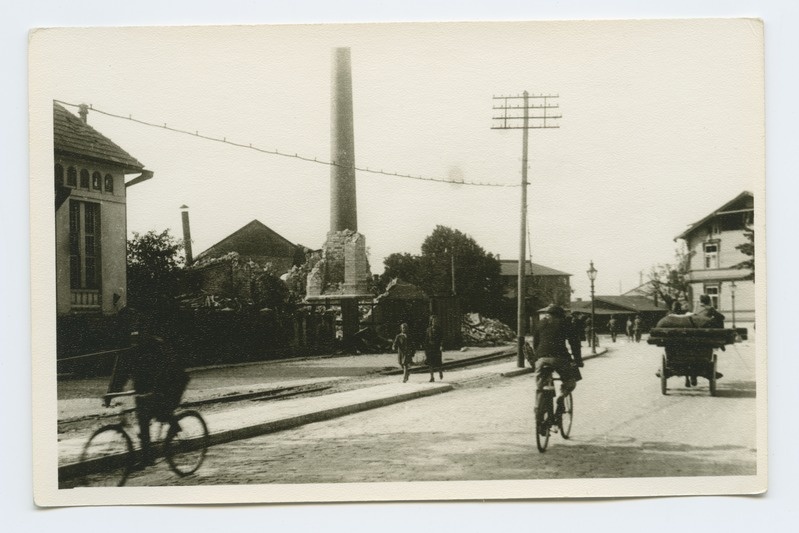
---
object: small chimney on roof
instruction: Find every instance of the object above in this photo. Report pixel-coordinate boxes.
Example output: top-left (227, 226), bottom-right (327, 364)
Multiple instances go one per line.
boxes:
top-left (78, 103), bottom-right (89, 123)
top-left (180, 205), bottom-right (193, 265)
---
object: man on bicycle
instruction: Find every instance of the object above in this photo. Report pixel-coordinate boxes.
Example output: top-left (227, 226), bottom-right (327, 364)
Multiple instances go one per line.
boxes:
top-left (530, 304), bottom-right (584, 427)
top-left (109, 307), bottom-right (189, 466)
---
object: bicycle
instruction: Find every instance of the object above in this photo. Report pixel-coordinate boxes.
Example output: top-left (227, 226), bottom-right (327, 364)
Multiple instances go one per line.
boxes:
top-left (534, 366), bottom-right (574, 453)
top-left (77, 390), bottom-right (209, 487)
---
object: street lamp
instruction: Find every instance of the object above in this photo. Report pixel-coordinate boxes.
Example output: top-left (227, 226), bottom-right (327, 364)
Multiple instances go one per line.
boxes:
top-left (587, 260), bottom-right (598, 354)
top-left (730, 281), bottom-right (737, 329)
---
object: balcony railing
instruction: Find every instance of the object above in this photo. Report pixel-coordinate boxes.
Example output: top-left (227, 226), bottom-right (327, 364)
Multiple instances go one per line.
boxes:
top-left (71, 289), bottom-right (101, 311)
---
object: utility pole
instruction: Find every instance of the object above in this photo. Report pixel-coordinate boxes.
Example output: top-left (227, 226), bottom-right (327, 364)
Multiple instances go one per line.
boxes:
top-left (492, 92), bottom-right (561, 367)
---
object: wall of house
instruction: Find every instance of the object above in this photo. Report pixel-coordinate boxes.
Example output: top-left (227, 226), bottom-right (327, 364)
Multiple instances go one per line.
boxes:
top-left (54, 156), bottom-right (128, 316)
top-left (687, 228), bottom-right (749, 272)
top-left (684, 220), bottom-right (754, 328)
top-left (688, 279), bottom-right (755, 326)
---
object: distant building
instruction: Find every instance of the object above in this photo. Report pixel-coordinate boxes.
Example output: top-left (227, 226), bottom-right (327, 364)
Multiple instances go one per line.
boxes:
top-left (187, 220), bottom-right (308, 303)
top-left (569, 295), bottom-right (668, 333)
top-left (499, 259), bottom-right (572, 330)
top-left (499, 260), bottom-right (572, 305)
top-left (675, 191), bottom-right (754, 326)
top-left (54, 102), bottom-right (153, 356)
top-left (194, 219), bottom-right (306, 274)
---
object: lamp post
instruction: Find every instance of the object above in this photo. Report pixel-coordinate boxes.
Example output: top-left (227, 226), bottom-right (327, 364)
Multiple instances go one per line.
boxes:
top-left (587, 261), bottom-right (597, 354)
top-left (730, 281), bottom-right (737, 329)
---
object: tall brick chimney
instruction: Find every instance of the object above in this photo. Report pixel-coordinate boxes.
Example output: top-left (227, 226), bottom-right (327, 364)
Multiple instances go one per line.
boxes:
top-left (330, 47), bottom-right (357, 233)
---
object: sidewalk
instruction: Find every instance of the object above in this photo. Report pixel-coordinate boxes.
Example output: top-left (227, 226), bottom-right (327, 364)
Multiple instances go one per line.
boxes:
top-left (58, 344), bottom-right (607, 479)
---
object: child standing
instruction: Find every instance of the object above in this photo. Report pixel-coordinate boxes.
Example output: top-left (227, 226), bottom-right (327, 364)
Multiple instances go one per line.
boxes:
top-left (392, 323), bottom-right (415, 383)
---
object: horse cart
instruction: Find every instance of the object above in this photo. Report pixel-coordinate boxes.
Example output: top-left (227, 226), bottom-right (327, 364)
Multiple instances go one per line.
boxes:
top-left (647, 327), bottom-right (738, 396)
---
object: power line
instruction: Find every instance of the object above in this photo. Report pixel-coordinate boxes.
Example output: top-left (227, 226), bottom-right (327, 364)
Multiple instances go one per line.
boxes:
top-left (54, 100), bottom-right (518, 188)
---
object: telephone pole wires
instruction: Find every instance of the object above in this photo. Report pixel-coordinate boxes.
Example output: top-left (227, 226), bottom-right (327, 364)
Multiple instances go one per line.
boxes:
top-left (492, 92), bottom-right (561, 367)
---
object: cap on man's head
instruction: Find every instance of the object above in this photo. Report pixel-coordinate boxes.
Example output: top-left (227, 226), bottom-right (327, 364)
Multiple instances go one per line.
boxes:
top-left (699, 294), bottom-right (711, 305)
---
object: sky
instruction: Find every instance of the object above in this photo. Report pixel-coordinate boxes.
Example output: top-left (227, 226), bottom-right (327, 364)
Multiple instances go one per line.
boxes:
top-left (32, 19), bottom-right (761, 301)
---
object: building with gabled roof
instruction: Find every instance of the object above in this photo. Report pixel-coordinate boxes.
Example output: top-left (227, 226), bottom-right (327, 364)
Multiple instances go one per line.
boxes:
top-left (54, 102), bottom-right (153, 319)
top-left (54, 102), bottom-right (154, 357)
top-left (194, 219), bottom-right (306, 274)
top-left (675, 191), bottom-right (754, 327)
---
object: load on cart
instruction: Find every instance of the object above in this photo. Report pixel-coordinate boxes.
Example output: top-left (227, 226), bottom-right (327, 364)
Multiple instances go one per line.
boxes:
top-left (647, 296), bottom-right (738, 397)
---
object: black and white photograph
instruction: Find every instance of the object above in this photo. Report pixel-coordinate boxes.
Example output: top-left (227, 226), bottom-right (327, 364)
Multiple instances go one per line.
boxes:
top-left (29, 18), bottom-right (766, 507)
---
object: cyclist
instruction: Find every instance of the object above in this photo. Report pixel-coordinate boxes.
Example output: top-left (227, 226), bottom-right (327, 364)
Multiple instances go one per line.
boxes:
top-left (531, 304), bottom-right (584, 431)
top-left (108, 308), bottom-right (189, 465)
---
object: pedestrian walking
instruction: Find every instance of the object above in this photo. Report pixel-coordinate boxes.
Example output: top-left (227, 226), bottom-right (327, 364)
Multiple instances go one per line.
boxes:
top-left (424, 315), bottom-right (444, 382)
top-left (626, 317), bottom-right (634, 341)
top-left (633, 315), bottom-right (643, 343)
top-left (392, 323), bottom-right (415, 383)
top-left (608, 315), bottom-right (618, 343)
top-left (584, 316), bottom-right (599, 349)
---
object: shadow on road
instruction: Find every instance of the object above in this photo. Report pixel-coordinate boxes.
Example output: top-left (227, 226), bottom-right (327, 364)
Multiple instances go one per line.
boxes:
top-left (663, 379), bottom-right (756, 399)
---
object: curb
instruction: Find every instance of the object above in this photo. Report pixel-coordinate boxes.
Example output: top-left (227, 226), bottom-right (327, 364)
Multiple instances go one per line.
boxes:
top-left (58, 382), bottom-right (453, 482)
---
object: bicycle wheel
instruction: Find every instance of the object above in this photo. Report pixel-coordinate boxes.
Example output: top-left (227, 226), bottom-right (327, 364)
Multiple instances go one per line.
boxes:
top-left (165, 410), bottom-right (209, 476)
top-left (79, 425), bottom-right (133, 487)
top-left (559, 393), bottom-right (573, 439)
top-left (535, 396), bottom-right (552, 453)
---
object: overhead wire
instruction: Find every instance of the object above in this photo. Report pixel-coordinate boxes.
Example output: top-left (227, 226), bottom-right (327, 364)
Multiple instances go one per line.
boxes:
top-left (54, 100), bottom-right (519, 188)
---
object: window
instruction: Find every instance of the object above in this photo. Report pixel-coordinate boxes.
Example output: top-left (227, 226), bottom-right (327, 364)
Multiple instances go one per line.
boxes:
top-left (703, 242), bottom-right (719, 269)
top-left (704, 285), bottom-right (720, 308)
top-left (69, 200), bottom-right (101, 290)
top-left (67, 166), bottom-right (77, 187)
top-left (55, 164), bottom-right (64, 186)
top-left (79, 169), bottom-right (90, 189)
top-left (92, 171), bottom-right (102, 190)
top-left (104, 173), bottom-right (114, 193)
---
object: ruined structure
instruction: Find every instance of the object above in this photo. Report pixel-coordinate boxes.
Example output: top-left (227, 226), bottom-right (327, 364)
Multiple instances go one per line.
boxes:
top-left (304, 48), bottom-right (373, 351)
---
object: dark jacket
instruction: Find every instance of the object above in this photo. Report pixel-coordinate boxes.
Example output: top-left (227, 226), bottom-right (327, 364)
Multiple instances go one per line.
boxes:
top-left (533, 316), bottom-right (582, 365)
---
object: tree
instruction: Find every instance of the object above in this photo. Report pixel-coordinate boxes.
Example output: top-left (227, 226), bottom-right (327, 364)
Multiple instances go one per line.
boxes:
top-left (647, 243), bottom-right (693, 311)
top-left (379, 253), bottom-right (423, 292)
top-left (734, 227), bottom-right (755, 280)
top-left (127, 229), bottom-right (185, 311)
top-left (380, 226), bottom-right (503, 316)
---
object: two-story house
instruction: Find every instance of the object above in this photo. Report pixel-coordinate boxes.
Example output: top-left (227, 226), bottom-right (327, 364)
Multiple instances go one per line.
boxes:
top-left (54, 102), bottom-right (153, 355)
top-left (675, 191), bottom-right (754, 328)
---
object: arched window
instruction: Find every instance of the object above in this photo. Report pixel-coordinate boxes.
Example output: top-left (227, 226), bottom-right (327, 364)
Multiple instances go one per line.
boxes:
top-left (80, 169), bottom-right (90, 189)
top-left (55, 164), bottom-right (64, 186)
top-left (92, 171), bottom-right (102, 190)
top-left (67, 167), bottom-right (77, 187)
top-left (104, 173), bottom-right (114, 193)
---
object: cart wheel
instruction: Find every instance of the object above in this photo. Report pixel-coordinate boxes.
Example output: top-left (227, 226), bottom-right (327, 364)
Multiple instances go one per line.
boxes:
top-left (660, 354), bottom-right (668, 395)
top-left (709, 356), bottom-right (717, 397)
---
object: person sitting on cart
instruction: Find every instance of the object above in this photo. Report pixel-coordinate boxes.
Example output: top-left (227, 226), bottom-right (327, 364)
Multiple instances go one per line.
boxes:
top-left (531, 304), bottom-right (584, 422)
top-left (694, 294), bottom-right (726, 328)
top-left (107, 307), bottom-right (189, 466)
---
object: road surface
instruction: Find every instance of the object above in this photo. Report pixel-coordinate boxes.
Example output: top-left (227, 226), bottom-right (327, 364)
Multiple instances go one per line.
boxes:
top-left (108, 337), bottom-right (759, 486)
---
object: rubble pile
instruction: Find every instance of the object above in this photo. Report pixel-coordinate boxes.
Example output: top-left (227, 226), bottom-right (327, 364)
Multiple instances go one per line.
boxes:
top-left (461, 313), bottom-right (515, 346)
top-left (176, 292), bottom-right (243, 312)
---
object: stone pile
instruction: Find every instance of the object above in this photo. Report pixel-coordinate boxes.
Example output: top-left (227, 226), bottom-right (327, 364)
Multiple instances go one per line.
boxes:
top-left (461, 313), bottom-right (515, 346)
